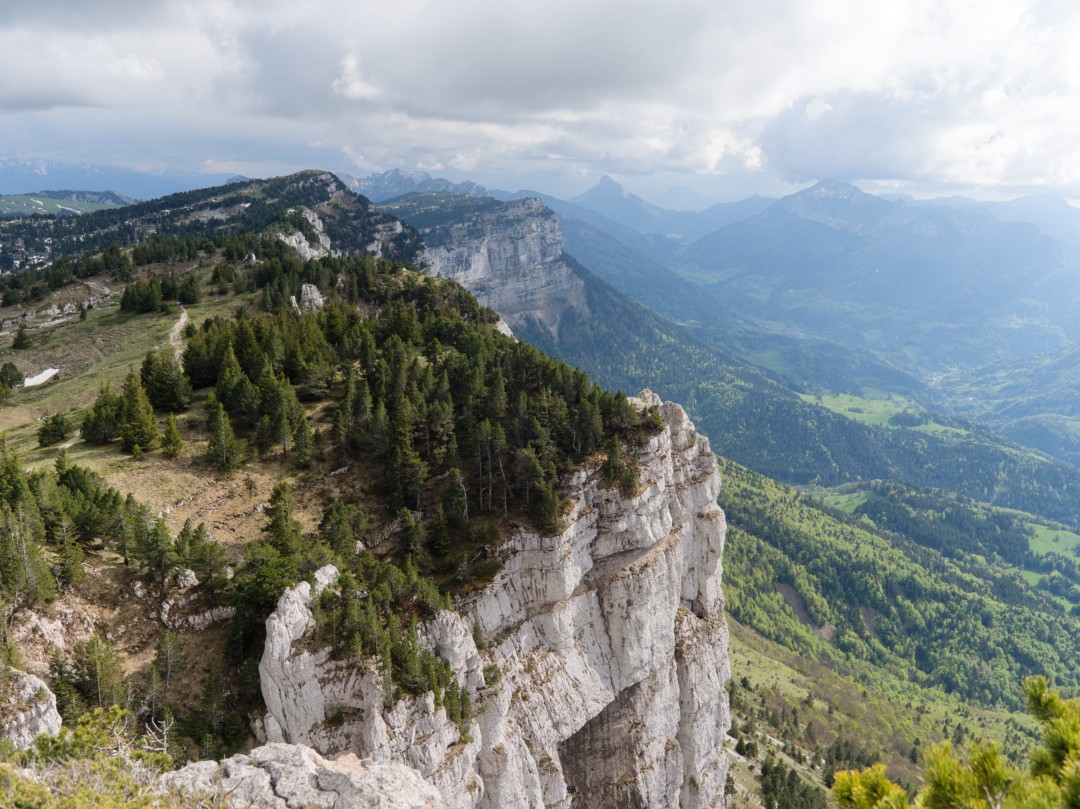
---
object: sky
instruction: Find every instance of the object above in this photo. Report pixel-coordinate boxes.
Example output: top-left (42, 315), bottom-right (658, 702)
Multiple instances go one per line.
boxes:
top-left (3, 0), bottom-right (1080, 203)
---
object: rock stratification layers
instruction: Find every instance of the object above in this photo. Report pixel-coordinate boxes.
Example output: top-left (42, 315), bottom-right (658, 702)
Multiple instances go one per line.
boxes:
top-left (260, 392), bottom-right (730, 808)
top-left (420, 198), bottom-right (587, 338)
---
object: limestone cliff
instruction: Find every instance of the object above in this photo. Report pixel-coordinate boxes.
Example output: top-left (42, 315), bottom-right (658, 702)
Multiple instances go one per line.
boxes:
top-left (259, 391), bottom-right (730, 808)
top-left (419, 198), bottom-right (587, 338)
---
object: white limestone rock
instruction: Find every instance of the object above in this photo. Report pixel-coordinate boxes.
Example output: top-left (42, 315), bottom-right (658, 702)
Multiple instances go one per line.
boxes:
top-left (259, 396), bottom-right (729, 809)
top-left (173, 568), bottom-right (199, 589)
top-left (162, 743), bottom-right (444, 809)
top-left (160, 591), bottom-right (236, 632)
top-left (0, 668), bottom-right (62, 750)
top-left (10, 603), bottom-right (94, 674)
top-left (300, 283), bottom-right (326, 311)
top-left (420, 198), bottom-right (587, 338)
top-left (277, 208), bottom-right (337, 261)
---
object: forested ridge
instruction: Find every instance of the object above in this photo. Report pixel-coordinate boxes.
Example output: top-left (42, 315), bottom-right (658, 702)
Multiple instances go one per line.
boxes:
top-left (0, 171), bottom-right (423, 277)
top-left (0, 228), bottom-right (661, 764)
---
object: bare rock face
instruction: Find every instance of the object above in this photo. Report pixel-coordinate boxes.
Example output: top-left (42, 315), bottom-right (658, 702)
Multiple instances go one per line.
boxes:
top-left (420, 198), bottom-right (587, 338)
top-left (162, 742), bottom-right (444, 809)
top-left (259, 392), bottom-right (729, 808)
top-left (10, 603), bottom-right (94, 674)
top-left (300, 283), bottom-right (326, 311)
top-left (277, 207), bottom-right (337, 261)
top-left (0, 668), bottom-right (62, 750)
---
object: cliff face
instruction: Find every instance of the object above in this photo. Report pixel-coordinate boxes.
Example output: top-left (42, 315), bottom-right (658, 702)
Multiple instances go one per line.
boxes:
top-left (259, 392), bottom-right (730, 808)
top-left (420, 198), bottom-right (587, 338)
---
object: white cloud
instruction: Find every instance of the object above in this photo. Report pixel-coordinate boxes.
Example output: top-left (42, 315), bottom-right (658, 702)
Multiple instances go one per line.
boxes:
top-left (332, 53), bottom-right (380, 101)
top-left (4, 0), bottom-right (1080, 197)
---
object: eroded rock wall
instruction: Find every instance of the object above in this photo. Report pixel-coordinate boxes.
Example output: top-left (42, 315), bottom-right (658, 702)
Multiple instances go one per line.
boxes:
top-left (420, 198), bottom-right (587, 338)
top-left (259, 392), bottom-right (729, 808)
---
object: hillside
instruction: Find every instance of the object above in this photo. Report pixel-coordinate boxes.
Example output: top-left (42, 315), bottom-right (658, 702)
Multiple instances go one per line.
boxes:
top-left (0, 171), bottom-right (422, 274)
top-left (379, 190), bottom-right (1080, 531)
top-left (0, 190), bottom-right (133, 220)
top-left (0, 182), bottom-right (733, 807)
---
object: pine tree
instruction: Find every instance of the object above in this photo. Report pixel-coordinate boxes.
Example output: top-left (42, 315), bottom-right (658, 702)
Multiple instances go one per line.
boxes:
top-left (81, 383), bottom-right (124, 444)
top-left (162, 414), bottom-right (184, 458)
top-left (264, 482), bottom-right (303, 555)
top-left (206, 406), bottom-right (244, 472)
top-left (120, 371), bottom-right (158, 454)
top-left (201, 671), bottom-right (225, 734)
top-left (0, 362), bottom-right (23, 388)
top-left (430, 504), bottom-right (452, 559)
top-left (37, 413), bottom-right (70, 447)
top-left (399, 508), bottom-right (430, 572)
top-left (215, 344), bottom-right (245, 405)
top-left (292, 415), bottom-right (313, 468)
top-left (319, 502), bottom-right (366, 555)
top-left (174, 519), bottom-right (196, 566)
top-left (155, 630), bottom-right (183, 701)
top-left (253, 414), bottom-right (276, 458)
top-left (137, 518), bottom-right (178, 592)
top-left (189, 523), bottom-right (229, 604)
top-left (11, 324), bottom-right (30, 350)
top-left (74, 633), bottom-right (128, 709)
top-left (141, 348), bottom-right (192, 411)
top-left (0, 501), bottom-right (57, 606)
top-left (143, 664), bottom-right (165, 721)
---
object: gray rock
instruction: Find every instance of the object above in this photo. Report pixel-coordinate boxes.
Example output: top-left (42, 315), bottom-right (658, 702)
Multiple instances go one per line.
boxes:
top-left (421, 198), bottom-right (587, 339)
top-left (162, 742), bottom-right (443, 808)
top-left (300, 283), bottom-right (326, 311)
top-left (173, 568), bottom-right (199, 589)
top-left (0, 668), bottom-right (62, 750)
top-left (259, 396), bottom-right (730, 809)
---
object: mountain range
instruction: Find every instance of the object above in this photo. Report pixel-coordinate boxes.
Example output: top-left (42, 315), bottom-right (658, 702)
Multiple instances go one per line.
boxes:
top-left (0, 158), bottom-right (242, 200)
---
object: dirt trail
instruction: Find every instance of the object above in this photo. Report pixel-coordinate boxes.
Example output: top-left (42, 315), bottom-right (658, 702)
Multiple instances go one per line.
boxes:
top-left (169, 306), bottom-right (189, 357)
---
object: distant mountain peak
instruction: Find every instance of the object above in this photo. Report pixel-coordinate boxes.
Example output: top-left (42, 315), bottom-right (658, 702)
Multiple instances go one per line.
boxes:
top-left (804, 179), bottom-right (867, 198)
top-left (570, 175), bottom-right (658, 215)
top-left (774, 178), bottom-right (894, 231)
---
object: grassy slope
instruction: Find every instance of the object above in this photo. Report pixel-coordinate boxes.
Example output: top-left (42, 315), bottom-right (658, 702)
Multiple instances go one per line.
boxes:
top-left (0, 266), bottom-right (342, 729)
top-left (724, 617), bottom-right (1034, 806)
top-left (718, 454), bottom-right (1074, 729)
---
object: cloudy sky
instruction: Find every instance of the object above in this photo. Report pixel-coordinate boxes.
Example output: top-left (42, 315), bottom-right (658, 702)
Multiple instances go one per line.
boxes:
top-left (3, 0), bottom-right (1080, 202)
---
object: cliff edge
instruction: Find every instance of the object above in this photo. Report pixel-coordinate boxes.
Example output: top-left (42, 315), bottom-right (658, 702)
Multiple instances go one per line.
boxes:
top-left (419, 197), bottom-right (587, 338)
top-left (259, 391), bottom-right (730, 808)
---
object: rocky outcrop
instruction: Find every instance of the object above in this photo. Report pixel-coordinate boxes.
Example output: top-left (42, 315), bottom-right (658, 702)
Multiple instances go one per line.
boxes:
top-left (259, 392), bottom-right (729, 808)
top-left (162, 742), bottom-right (444, 809)
top-left (10, 603), bottom-right (94, 674)
top-left (0, 668), bottom-right (62, 750)
top-left (420, 198), bottom-right (587, 338)
top-left (278, 208), bottom-right (337, 261)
